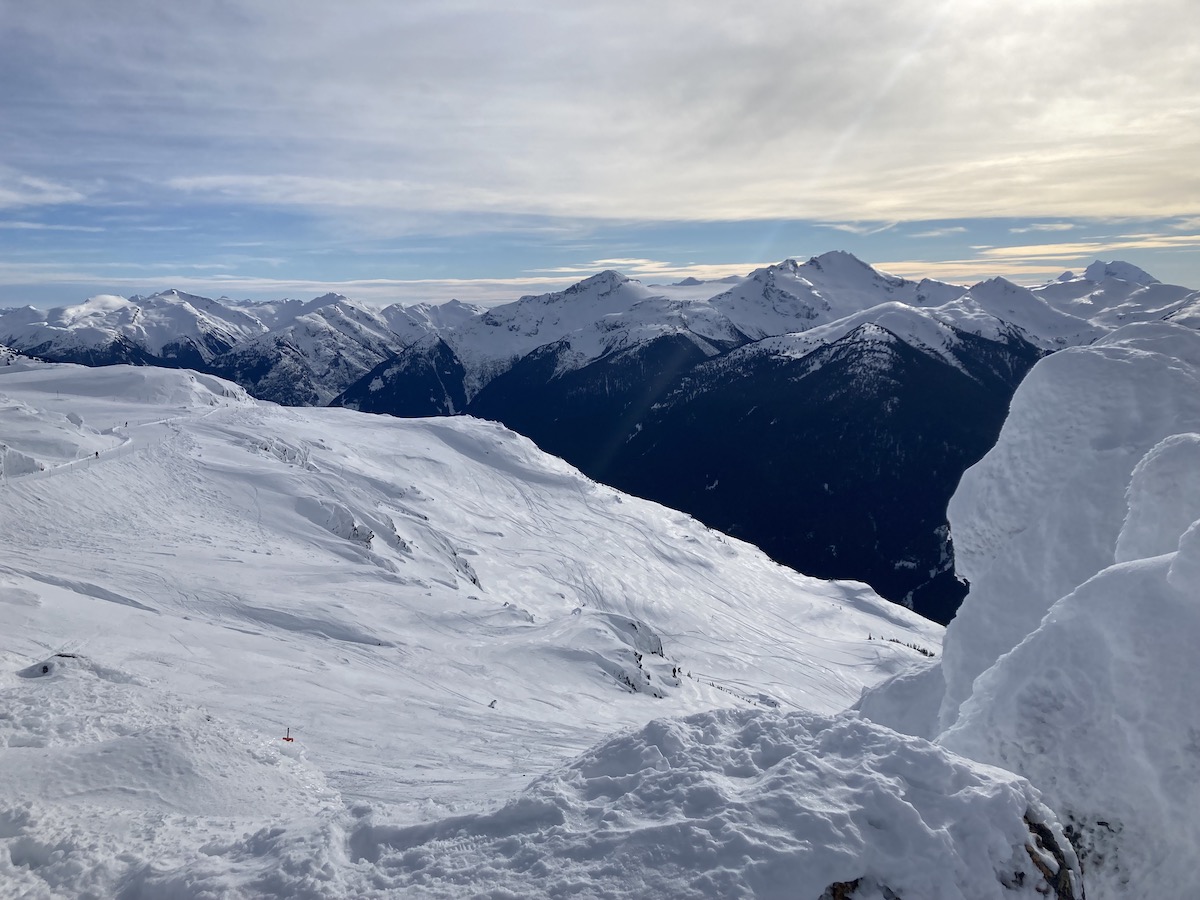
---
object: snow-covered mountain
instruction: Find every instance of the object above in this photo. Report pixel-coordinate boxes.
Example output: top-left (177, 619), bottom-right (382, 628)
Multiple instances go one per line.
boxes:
top-left (707, 252), bottom-right (965, 340)
top-left (603, 316), bottom-right (1042, 621)
top-left (334, 256), bottom-right (1041, 619)
top-left (6, 254), bottom-right (1195, 624)
top-left (0, 289), bottom-right (268, 368)
top-left (856, 313), bottom-right (1200, 899)
top-left (204, 293), bottom-right (413, 406)
top-left (0, 291), bottom-right (482, 408)
top-left (0, 360), bottom-right (1093, 897)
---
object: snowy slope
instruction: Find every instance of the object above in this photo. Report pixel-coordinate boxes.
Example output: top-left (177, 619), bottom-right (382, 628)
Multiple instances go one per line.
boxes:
top-left (437, 271), bottom-right (670, 395)
top-left (207, 294), bottom-right (410, 405)
top-left (708, 252), bottom-right (964, 341)
top-left (0, 361), bottom-right (982, 896)
top-left (721, 300), bottom-right (1028, 375)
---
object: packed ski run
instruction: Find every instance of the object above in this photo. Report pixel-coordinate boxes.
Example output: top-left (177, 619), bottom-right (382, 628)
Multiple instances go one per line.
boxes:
top-left (1, 255), bottom-right (1198, 897)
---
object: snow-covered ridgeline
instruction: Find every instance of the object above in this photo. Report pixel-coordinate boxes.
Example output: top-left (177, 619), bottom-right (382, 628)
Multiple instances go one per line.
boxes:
top-left (2, 255), bottom-right (1196, 409)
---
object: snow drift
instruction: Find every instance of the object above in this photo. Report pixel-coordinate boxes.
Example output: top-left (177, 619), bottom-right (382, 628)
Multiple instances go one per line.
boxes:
top-left (858, 316), bottom-right (1200, 899)
top-left (348, 709), bottom-right (1081, 899)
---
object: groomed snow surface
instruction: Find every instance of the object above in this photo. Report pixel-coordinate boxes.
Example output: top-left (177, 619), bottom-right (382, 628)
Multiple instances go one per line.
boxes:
top-left (0, 361), bottom-right (1089, 898)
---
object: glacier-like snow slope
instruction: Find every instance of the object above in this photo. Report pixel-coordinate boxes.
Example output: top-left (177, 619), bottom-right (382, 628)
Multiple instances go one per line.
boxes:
top-left (716, 300), bottom-right (1025, 375)
top-left (0, 360), bottom-right (1038, 898)
top-left (857, 315), bottom-right (1200, 899)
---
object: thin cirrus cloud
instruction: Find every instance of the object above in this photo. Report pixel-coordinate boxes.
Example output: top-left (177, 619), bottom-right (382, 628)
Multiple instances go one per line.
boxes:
top-left (4, 0), bottom-right (1197, 222)
top-left (0, 0), bottom-right (1197, 301)
top-left (908, 227), bottom-right (968, 239)
top-left (1009, 223), bottom-right (1077, 233)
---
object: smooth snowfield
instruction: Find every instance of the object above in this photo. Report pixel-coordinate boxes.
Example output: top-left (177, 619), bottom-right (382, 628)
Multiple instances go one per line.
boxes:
top-left (0, 362), bottom-right (964, 897)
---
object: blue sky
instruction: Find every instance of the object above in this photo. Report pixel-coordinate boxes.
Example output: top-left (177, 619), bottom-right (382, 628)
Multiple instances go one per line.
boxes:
top-left (3, 0), bottom-right (1198, 307)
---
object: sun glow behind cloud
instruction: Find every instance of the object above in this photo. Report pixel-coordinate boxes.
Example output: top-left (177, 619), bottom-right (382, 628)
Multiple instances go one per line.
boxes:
top-left (0, 0), bottom-right (1196, 303)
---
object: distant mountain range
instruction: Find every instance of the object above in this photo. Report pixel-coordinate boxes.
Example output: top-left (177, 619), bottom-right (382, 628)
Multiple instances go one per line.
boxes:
top-left (4, 252), bottom-right (1195, 621)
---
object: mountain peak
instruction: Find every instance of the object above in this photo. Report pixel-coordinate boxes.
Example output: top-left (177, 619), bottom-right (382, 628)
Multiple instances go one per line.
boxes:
top-left (563, 270), bottom-right (630, 295)
top-left (972, 276), bottom-right (1024, 293)
top-left (1083, 260), bottom-right (1159, 285)
top-left (807, 250), bottom-right (872, 271)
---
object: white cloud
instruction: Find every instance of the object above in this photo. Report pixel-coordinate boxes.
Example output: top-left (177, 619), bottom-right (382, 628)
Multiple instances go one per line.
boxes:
top-left (908, 226), bottom-right (967, 239)
top-left (1, 1), bottom-right (1197, 226)
top-left (818, 222), bottom-right (898, 236)
top-left (0, 173), bottom-right (85, 210)
top-left (1009, 223), bottom-right (1077, 233)
top-left (0, 221), bottom-right (102, 232)
top-left (528, 258), bottom-right (757, 282)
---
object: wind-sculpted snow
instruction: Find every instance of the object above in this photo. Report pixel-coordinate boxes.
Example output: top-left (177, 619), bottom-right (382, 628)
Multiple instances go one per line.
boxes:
top-left (852, 312), bottom-right (1200, 898)
top-left (941, 532), bottom-right (1200, 899)
top-left (0, 649), bottom-right (1082, 899)
top-left (0, 361), bottom-right (951, 896)
top-left (1116, 432), bottom-right (1200, 562)
top-left (939, 321), bottom-right (1200, 728)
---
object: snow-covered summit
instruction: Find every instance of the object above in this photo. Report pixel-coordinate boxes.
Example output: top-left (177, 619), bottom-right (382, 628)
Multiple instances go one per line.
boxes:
top-left (0, 289), bottom-right (268, 365)
top-left (954, 276), bottom-right (1103, 348)
top-left (1083, 258), bottom-right (1158, 285)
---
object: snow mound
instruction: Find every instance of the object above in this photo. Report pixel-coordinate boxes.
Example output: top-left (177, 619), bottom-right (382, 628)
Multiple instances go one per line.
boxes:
top-left (1, 362), bottom-right (252, 409)
top-left (906, 312), bottom-right (1200, 898)
top-left (941, 532), bottom-right (1200, 899)
top-left (0, 392), bottom-right (115, 474)
top-left (939, 321), bottom-right (1200, 729)
top-left (0, 652), bottom-right (339, 898)
top-left (853, 658), bottom-right (945, 740)
top-left (350, 708), bottom-right (1080, 899)
top-left (1116, 432), bottom-right (1200, 562)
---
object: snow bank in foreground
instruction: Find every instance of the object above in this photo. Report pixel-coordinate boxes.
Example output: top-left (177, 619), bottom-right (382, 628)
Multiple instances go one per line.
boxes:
top-left (939, 321), bottom-right (1200, 728)
top-left (865, 317), bottom-right (1200, 899)
top-left (941, 536), bottom-right (1200, 900)
top-left (350, 709), bottom-right (1079, 900)
top-left (1, 653), bottom-right (1082, 899)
